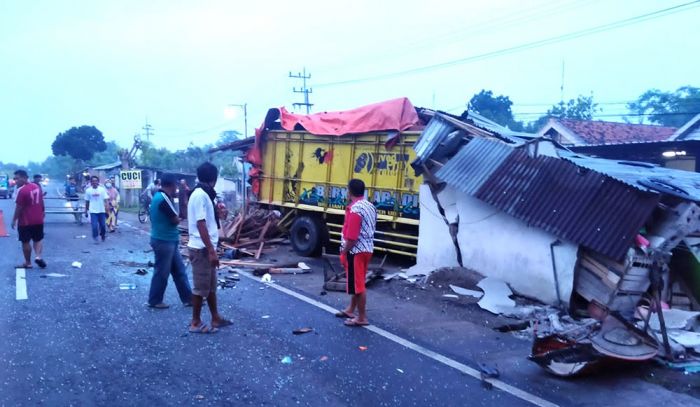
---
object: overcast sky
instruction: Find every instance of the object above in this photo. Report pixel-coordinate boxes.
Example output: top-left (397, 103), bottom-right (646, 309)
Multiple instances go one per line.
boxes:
top-left (1, 0), bottom-right (699, 165)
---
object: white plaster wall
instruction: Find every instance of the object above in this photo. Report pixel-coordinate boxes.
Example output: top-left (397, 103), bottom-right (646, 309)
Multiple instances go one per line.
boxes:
top-left (417, 184), bottom-right (578, 305)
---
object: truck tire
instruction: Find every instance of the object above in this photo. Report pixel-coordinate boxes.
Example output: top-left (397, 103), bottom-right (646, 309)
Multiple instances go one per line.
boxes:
top-left (290, 215), bottom-right (324, 257)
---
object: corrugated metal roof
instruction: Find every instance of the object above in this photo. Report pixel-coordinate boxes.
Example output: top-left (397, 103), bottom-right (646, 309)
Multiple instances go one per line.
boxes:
top-left (411, 115), bottom-right (464, 174)
top-left (433, 137), bottom-right (513, 195)
top-left (435, 138), bottom-right (660, 260)
top-left (411, 112), bottom-right (523, 175)
top-left (560, 151), bottom-right (700, 202)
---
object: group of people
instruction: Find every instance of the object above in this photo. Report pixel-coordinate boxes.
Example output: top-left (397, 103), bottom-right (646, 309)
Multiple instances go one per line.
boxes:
top-left (147, 162), bottom-right (377, 332)
top-left (146, 162), bottom-right (232, 333)
top-left (12, 162), bottom-right (377, 332)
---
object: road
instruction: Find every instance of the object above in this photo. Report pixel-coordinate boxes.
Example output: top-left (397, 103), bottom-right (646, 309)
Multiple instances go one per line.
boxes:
top-left (0, 186), bottom-right (698, 406)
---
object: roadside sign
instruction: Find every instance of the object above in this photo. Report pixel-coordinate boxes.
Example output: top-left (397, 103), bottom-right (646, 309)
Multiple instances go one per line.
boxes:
top-left (120, 170), bottom-right (142, 189)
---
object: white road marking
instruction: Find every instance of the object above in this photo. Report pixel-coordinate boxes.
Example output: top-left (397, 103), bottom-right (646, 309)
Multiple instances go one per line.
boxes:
top-left (240, 272), bottom-right (559, 407)
top-left (15, 268), bottom-right (27, 300)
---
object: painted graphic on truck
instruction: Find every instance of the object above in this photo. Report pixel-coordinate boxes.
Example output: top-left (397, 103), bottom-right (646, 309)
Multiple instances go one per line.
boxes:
top-left (299, 183), bottom-right (419, 219)
top-left (353, 153), bottom-right (410, 175)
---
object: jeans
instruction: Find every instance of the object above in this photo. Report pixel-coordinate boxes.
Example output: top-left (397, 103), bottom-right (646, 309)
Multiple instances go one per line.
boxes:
top-left (148, 238), bottom-right (193, 306)
top-left (90, 213), bottom-right (107, 239)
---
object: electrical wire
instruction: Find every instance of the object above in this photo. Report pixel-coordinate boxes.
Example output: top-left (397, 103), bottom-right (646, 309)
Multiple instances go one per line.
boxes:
top-left (316, 1), bottom-right (700, 88)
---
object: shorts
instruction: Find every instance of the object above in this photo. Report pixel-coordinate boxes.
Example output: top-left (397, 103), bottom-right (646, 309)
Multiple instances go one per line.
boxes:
top-left (344, 252), bottom-right (372, 295)
top-left (18, 224), bottom-right (44, 243)
top-left (189, 248), bottom-right (217, 297)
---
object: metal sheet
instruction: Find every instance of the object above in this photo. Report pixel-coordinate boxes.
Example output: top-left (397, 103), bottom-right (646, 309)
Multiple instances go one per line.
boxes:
top-left (434, 138), bottom-right (659, 260)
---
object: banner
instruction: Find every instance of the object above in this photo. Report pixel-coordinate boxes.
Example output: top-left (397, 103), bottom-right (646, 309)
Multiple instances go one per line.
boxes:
top-left (120, 170), bottom-right (142, 189)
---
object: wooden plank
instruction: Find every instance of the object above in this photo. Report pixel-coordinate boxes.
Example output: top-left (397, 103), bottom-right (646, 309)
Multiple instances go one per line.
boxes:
top-left (255, 241), bottom-right (265, 260)
top-left (575, 268), bottom-right (614, 303)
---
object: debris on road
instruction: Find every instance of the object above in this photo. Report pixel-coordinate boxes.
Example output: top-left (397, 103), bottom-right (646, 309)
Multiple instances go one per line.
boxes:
top-left (449, 284), bottom-right (483, 299)
top-left (135, 268), bottom-right (148, 276)
top-left (281, 356), bottom-right (292, 364)
top-left (292, 327), bottom-right (313, 335)
top-left (476, 277), bottom-right (516, 315)
top-left (71, 261), bottom-right (82, 268)
top-left (441, 294), bottom-right (459, 300)
top-left (261, 273), bottom-right (272, 283)
top-left (119, 283), bottom-right (136, 290)
top-left (41, 273), bottom-right (68, 278)
top-left (358, 346), bottom-right (368, 351)
top-left (74, 235), bottom-right (86, 239)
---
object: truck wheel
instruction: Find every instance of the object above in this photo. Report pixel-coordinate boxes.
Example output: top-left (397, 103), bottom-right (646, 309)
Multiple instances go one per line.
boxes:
top-left (290, 215), bottom-right (324, 257)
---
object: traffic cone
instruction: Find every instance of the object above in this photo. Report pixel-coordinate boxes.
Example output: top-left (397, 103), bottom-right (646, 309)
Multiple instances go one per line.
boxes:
top-left (0, 209), bottom-right (9, 237)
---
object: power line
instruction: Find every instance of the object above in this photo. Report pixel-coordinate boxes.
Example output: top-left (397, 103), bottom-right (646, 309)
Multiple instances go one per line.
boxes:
top-left (316, 1), bottom-right (700, 88)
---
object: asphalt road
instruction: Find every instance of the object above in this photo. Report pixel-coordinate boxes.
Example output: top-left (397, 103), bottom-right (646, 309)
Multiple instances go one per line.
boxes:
top-left (0, 192), bottom-right (533, 406)
top-left (1, 186), bottom-right (698, 407)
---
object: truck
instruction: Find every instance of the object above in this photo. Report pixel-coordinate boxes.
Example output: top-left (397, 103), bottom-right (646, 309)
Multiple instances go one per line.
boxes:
top-left (214, 98), bottom-right (424, 257)
top-left (0, 174), bottom-right (13, 199)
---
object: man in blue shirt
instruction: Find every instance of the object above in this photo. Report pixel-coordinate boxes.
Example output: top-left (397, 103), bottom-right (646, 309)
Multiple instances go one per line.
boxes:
top-left (147, 174), bottom-right (192, 309)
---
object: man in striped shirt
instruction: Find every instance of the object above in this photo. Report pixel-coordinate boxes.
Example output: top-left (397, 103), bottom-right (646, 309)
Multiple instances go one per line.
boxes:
top-left (337, 179), bottom-right (377, 327)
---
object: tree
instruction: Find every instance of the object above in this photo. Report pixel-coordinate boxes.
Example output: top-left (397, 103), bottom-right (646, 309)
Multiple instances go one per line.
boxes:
top-left (627, 86), bottom-right (700, 127)
top-left (467, 90), bottom-right (524, 131)
top-left (52, 125), bottom-right (107, 162)
top-left (524, 95), bottom-right (600, 132)
top-left (88, 141), bottom-right (121, 166)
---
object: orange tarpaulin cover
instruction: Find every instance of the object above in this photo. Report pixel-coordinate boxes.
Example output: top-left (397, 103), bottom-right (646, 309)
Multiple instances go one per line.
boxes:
top-left (245, 98), bottom-right (419, 195)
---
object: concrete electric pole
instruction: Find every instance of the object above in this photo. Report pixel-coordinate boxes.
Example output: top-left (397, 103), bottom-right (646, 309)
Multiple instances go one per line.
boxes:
top-left (289, 68), bottom-right (313, 114)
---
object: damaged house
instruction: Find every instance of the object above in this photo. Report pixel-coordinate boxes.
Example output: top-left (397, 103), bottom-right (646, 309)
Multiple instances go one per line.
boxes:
top-left (412, 111), bottom-right (700, 375)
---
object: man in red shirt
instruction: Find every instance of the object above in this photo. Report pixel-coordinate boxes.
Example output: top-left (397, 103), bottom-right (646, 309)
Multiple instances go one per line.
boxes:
top-left (11, 170), bottom-right (46, 269)
top-left (336, 179), bottom-right (377, 327)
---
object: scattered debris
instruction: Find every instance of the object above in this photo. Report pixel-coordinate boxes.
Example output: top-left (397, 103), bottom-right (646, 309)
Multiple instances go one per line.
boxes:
top-left (119, 283), bottom-right (136, 290)
top-left (261, 315), bottom-right (270, 319)
top-left (358, 346), bottom-right (368, 351)
top-left (135, 269), bottom-right (148, 276)
top-left (478, 362), bottom-right (500, 389)
top-left (261, 273), bottom-right (273, 283)
top-left (441, 294), bottom-right (459, 300)
top-left (281, 356), bottom-right (292, 364)
top-left (71, 261), bottom-right (82, 268)
top-left (319, 356), bottom-right (329, 362)
top-left (292, 327), bottom-right (313, 335)
top-left (449, 284), bottom-right (483, 299)
top-left (648, 309), bottom-right (700, 331)
top-left (476, 277), bottom-right (516, 315)
top-left (396, 368), bottom-right (404, 374)
top-left (74, 235), bottom-right (86, 239)
top-left (194, 394), bottom-right (205, 401)
top-left (40, 273), bottom-right (68, 278)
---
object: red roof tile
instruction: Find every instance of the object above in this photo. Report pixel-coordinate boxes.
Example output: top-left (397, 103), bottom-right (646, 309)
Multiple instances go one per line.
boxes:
top-left (558, 119), bottom-right (676, 145)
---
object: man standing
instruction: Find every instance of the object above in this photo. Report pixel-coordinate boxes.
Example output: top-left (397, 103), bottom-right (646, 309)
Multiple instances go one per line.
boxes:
top-left (187, 162), bottom-right (231, 333)
top-left (11, 170), bottom-right (46, 269)
top-left (147, 174), bottom-right (192, 309)
top-left (336, 179), bottom-right (377, 327)
top-left (33, 174), bottom-right (47, 197)
top-left (84, 176), bottom-right (109, 243)
top-left (177, 179), bottom-right (190, 220)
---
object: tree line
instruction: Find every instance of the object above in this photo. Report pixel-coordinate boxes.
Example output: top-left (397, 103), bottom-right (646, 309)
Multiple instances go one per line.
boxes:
top-left (466, 85), bottom-right (700, 132)
top-left (0, 127), bottom-right (241, 181)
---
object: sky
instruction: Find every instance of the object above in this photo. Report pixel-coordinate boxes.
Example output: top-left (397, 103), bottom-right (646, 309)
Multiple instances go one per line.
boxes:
top-left (1, 0), bottom-right (699, 165)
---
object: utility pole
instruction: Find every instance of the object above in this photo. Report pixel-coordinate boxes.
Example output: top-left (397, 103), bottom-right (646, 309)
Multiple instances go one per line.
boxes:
top-left (142, 119), bottom-right (154, 141)
top-left (289, 67), bottom-right (313, 114)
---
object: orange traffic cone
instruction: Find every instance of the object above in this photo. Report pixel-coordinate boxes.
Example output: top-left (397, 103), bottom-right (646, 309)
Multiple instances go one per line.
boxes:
top-left (0, 209), bottom-right (9, 237)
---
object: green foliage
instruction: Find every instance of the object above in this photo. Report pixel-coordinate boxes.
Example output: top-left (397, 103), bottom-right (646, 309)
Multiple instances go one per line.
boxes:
top-left (468, 90), bottom-right (524, 131)
top-left (627, 86), bottom-right (700, 127)
top-left (52, 125), bottom-right (107, 161)
top-left (88, 141), bottom-right (121, 166)
top-left (546, 95), bottom-right (599, 120)
top-left (137, 130), bottom-right (240, 179)
top-left (524, 95), bottom-right (600, 132)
